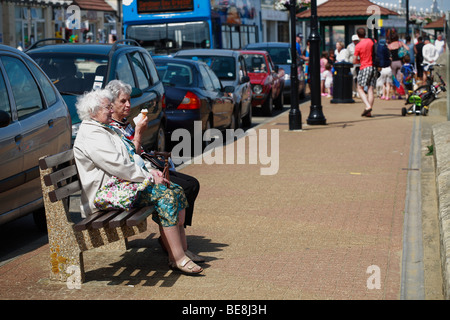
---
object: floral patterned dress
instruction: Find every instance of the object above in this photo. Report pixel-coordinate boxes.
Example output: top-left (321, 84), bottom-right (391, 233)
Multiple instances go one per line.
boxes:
top-left (93, 121), bottom-right (187, 227)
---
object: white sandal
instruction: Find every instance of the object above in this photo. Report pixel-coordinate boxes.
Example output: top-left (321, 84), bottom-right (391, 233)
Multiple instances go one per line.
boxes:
top-left (175, 257), bottom-right (203, 274)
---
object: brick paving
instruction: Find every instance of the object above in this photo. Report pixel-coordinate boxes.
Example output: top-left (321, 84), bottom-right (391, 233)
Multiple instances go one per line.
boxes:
top-left (0, 96), bottom-right (414, 300)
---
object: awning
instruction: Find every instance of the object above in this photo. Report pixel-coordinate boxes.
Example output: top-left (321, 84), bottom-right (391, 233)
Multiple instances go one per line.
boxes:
top-left (297, 0), bottom-right (399, 21)
top-left (72, 0), bottom-right (115, 12)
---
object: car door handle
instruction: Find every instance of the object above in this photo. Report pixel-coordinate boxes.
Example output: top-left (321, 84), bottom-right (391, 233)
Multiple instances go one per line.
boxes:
top-left (15, 134), bottom-right (22, 144)
top-left (48, 119), bottom-right (54, 127)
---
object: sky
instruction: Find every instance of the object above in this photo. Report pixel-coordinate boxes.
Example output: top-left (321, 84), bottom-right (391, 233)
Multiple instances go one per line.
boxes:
top-left (369, 0), bottom-right (450, 12)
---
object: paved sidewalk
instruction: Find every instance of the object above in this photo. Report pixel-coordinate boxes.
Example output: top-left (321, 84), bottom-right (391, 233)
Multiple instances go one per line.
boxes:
top-left (0, 96), bottom-right (419, 300)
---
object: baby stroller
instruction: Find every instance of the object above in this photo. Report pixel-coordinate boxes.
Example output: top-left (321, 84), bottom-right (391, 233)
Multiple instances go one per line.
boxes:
top-left (401, 90), bottom-right (430, 116)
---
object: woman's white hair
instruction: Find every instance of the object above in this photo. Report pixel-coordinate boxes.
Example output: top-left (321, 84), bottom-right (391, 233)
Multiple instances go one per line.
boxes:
top-left (76, 88), bottom-right (113, 121)
top-left (105, 79), bottom-right (132, 102)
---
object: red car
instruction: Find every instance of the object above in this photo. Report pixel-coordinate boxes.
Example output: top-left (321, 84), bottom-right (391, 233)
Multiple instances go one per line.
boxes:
top-left (241, 50), bottom-right (285, 116)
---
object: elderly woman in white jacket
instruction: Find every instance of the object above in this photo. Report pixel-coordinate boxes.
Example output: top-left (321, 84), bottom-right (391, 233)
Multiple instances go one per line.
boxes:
top-left (73, 88), bottom-right (202, 274)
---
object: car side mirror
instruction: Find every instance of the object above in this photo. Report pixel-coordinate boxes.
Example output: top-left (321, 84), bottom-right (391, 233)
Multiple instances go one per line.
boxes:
top-left (131, 87), bottom-right (143, 98)
top-left (0, 110), bottom-right (11, 128)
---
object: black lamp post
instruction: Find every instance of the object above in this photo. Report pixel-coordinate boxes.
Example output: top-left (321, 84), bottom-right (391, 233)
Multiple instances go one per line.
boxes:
top-left (406, 0), bottom-right (410, 36)
top-left (306, 0), bottom-right (326, 125)
top-left (289, 0), bottom-right (302, 130)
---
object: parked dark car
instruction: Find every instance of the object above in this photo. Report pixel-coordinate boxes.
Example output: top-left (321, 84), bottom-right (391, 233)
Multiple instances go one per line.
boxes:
top-left (152, 57), bottom-right (235, 149)
top-left (0, 44), bottom-right (71, 229)
top-left (244, 42), bottom-right (306, 103)
top-left (241, 50), bottom-right (285, 116)
top-left (173, 49), bottom-right (252, 127)
top-left (26, 39), bottom-right (167, 151)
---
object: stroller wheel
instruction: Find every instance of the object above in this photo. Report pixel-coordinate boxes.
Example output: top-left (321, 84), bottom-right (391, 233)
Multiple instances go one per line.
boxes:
top-left (402, 107), bottom-right (407, 116)
top-left (421, 106), bottom-right (428, 116)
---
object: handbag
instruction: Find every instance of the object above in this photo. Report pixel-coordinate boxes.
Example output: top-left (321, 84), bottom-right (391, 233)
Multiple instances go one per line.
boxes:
top-left (141, 151), bottom-right (171, 186)
top-left (94, 176), bottom-right (152, 210)
top-left (398, 43), bottom-right (408, 58)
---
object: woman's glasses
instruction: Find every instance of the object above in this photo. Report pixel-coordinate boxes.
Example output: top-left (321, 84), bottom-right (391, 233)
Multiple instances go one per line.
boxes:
top-left (101, 103), bottom-right (113, 111)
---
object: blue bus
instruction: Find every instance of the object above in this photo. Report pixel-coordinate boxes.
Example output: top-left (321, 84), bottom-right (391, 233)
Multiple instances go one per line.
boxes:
top-left (122, 0), bottom-right (261, 56)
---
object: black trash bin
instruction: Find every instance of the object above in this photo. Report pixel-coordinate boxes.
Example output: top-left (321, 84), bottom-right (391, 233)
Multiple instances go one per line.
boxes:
top-left (331, 62), bottom-right (355, 103)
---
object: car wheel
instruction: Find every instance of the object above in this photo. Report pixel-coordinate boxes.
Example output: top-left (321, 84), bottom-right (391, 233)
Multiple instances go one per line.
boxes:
top-left (155, 124), bottom-right (167, 152)
top-left (230, 104), bottom-right (241, 130)
top-left (203, 117), bottom-right (213, 151)
top-left (262, 94), bottom-right (273, 117)
top-left (242, 103), bottom-right (252, 128)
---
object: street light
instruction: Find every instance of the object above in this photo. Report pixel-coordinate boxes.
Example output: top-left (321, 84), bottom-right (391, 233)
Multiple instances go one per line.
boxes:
top-left (406, 0), bottom-right (410, 36)
top-left (288, 0), bottom-right (302, 130)
top-left (306, 0), bottom-right (326, 125)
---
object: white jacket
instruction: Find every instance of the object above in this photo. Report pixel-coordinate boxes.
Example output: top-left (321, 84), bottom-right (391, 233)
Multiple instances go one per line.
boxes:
top-left (422, 43), bottom-right (439, 65)
top-left (73, 119), bottom-right (151, 217)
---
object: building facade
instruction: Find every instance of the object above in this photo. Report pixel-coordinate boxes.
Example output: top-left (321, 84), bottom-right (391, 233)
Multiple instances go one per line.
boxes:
top-left (0, 0), bottom-right (121, 49)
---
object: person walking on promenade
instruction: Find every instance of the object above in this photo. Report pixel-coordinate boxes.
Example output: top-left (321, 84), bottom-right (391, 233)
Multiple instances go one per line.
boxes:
top-left (345, 34), bottom-right (360, 97)
top-left (320, 51), bottom-right (329, 95)
top-left (378, 66), bottom-right (393, 100)
top-left (414, 36), bottom-right (424, 84)
top-left (435, 34), bottom-right (445, 56)
top-left (405, 35), bottom-right (415, 69)
top-left (321, 63), bottom-right (333, 97)
top-left (353, 27), bottom-right (376, 117)
top-left (400, 55), bottom-right (415, 94)
top-left (296, 33), bottom-right (303, 57)
top-left (422, 37), bottom-right (440, 83)
top-left (388, 31), bottom-right (410, 99)
top-left (335, 41), bottom-right (347, 63)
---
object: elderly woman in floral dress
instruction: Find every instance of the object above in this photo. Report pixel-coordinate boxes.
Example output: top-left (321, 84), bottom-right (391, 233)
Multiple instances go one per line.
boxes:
top-left (105, 79), bottom-right (203, 263)
top-left (73, 88), bottom-right (202, 274)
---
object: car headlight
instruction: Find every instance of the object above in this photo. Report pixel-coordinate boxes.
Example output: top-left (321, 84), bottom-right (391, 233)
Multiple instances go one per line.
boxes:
top-left (72, 122), bottom-right (80, 138)
top-left (253, 85), bottom-right (263, 94)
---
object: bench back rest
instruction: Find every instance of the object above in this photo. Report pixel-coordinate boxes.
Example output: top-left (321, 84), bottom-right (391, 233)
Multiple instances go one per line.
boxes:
top-left (39, 149), bottom-right (81, 203)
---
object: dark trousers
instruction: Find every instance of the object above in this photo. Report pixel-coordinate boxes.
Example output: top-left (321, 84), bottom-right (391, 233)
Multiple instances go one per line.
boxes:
top-left (416, 59), bottom-right (424, 78)
top-left (169, 170), bottom-right (200, 227)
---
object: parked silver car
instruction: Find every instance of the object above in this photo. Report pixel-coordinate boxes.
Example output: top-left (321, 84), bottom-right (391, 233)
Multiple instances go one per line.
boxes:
top-left (0, 45), bottom-right (71, 230)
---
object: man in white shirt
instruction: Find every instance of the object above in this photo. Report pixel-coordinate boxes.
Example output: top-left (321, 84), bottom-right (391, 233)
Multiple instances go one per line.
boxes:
top-left (345, 35), bottom-right (360, 97)
top-left (434, 34), bottom-right (445, 55)
top-left (422, 37), bottom-right (440, 82)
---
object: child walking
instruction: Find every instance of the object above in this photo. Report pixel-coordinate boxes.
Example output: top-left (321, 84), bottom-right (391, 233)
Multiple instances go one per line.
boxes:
top-left (401, 55), bottom-right (415, 95)
top-left (321, 63), bottom-right (333, 97)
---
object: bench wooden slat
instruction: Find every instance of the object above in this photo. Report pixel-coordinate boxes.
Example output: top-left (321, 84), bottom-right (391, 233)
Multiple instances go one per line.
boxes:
top-left (43, 164), bottom-right (78, 187)
top-left (109, 208), bottom-right (140, 228)
top-left (126, 206), bottom-right (154, 226)
top-left (48, 180), bottom-right (81, 202)
top-left (73, 211), bottom-right (107, 231)
top-left (91, 210), bottom-right (121, 229)
top-left (39, 149), bottom-right (74, 170)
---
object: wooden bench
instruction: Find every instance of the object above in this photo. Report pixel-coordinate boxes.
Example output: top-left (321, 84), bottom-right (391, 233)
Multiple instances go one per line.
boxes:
top-left (39, 149), bottom-right (154, 283)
